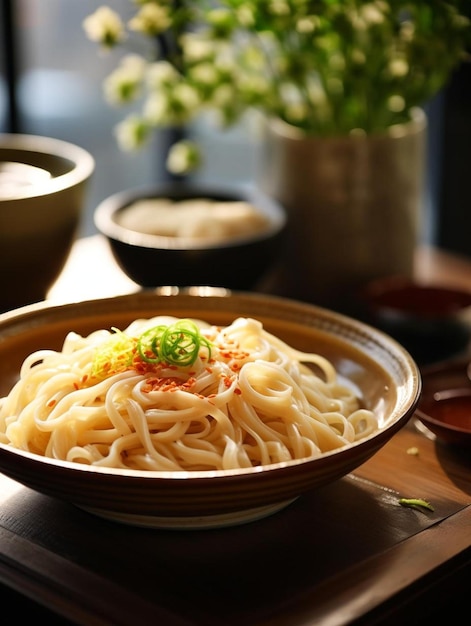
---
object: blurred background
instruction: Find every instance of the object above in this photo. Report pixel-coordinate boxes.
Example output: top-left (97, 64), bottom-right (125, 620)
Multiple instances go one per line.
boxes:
top-left (0, 0), bottom-right (469, 259)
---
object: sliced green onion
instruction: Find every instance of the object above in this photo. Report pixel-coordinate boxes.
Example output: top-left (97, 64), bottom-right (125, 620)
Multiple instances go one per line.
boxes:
top-left (137, 319), bottom-right (211, 367)
top-left (137, 325), bottom-right (167, 364)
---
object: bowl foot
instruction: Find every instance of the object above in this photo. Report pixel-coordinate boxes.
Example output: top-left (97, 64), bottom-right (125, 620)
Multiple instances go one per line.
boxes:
top-left (78, 498), bottom-right (298, 530)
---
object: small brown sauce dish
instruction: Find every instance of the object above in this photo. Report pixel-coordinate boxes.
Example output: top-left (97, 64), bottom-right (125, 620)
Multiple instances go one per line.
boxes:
top-left (415, 357), bottom-right (471, 448)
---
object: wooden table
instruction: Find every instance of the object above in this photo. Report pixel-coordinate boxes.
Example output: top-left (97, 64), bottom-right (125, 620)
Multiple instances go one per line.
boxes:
top-left (1, 236), bottom-right (470, 625)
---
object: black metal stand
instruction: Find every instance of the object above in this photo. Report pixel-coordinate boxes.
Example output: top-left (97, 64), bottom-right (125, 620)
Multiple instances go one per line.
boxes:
top-left (1, 0), bottom-right (21, 133)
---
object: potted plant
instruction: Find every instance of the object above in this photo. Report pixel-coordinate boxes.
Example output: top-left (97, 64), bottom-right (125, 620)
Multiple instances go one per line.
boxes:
top-left (83, 1), bottom-right (470, 308)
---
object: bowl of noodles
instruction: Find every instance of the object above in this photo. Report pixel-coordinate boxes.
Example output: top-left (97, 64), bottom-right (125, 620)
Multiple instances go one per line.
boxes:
top-left (0, 290), bottom-right (421, 529)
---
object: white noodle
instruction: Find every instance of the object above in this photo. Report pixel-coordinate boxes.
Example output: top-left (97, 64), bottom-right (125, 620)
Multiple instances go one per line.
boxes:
top-left (0, 316), bottom-right (378, 471)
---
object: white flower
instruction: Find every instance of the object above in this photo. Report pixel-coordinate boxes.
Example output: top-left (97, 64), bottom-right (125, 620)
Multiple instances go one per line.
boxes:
top-left (297, 17), bottom-right (318, 34)
top-left (389, 58), bottom-right (409, 78)
top-left (128, 4), bottom-right (171, 36)
top-left (166, 140), bottom-right (202, 175)
top-left (180, 34), bottom-right (215, 64)
top-left (387, 95), bottom-right (406, 112)
top-left (238, 74), bottom-right (270, 100)
top-left (114, 114), bottom-right (150, 151)
top-left (172, 84), bottom-right (201, 117)
top-left (144, 83), bottom-right (200, 126)
top-left (120, 54), bottom-right (147, 74)
top-left (211, 84), bottom-right (236, 107)
top-left (284, 101), bottom-right (310, 124)
top-left (143, 92), bottom-right (170, 125)
top-left (306, 79), bottom-right (328, 106)
top-left (240, 43), bottom-right (266, 72)
top-left (236, 5), bottom-right (255, 28)
top-left (83, 6), bottom-right (125, 48)
top-left (146, 61), bottom-right (180, 89)
top-left (103, 55), bottom-right (146, 105)
top-left (103, 70), bottom-right (139, 105)
top-left (189, 63), bottom-right (220, 86)
top-left (360, 3), bottom-right (386, 26)
top-left (268, 1), bottom-right (290, 17)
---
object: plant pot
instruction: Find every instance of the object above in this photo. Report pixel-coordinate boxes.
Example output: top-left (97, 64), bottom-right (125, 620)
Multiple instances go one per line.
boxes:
top-left (257, 108), bottom-right (427, 314)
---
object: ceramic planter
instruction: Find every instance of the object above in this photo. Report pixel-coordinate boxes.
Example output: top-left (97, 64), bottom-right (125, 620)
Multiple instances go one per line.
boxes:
top-left (257, 108), bottom-right (427, 314)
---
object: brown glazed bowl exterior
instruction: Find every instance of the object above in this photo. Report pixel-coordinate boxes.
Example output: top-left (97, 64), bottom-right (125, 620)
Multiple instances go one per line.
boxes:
top-left (0, 291), bottom-right (421, 529)
top-left (93, 183), bottom-right (287, 291)
top-left (0, 133), bottom-right (94, 312)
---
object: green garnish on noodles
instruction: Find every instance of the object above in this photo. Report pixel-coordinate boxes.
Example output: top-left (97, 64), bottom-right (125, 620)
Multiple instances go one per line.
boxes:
top-left (137, 319), bottom-right (211, 366)
top-left (90, 319), bottom-right (212, 381)
top-left (91, 328), bottom-right (136, 380)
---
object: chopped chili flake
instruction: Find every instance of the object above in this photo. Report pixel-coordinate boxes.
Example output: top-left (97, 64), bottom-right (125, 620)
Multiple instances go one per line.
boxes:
top-left (47, 399), bottom-right (57, 408)
top-left (142, 376), bottom-right (197, 393)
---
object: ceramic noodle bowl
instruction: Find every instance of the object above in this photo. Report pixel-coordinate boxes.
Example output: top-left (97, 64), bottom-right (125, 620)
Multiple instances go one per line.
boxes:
top-left (0, 291), bottom-right (421, 529)
top-left (0, 134), bottom-right (94, 312)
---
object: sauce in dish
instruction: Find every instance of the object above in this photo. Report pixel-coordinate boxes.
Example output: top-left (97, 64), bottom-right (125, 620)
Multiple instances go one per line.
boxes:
top-left (423, 389), bottom-right (471, 431)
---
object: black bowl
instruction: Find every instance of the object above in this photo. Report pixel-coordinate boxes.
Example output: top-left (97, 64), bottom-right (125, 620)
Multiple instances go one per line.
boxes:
top-left (360, 277), bottom-right (471, 365)
top-left (94, 183), bottom-right (287, 291)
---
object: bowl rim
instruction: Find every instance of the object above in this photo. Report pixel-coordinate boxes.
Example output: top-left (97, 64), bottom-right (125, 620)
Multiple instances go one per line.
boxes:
top-left (93, 182), bottom-right (288, 251)
top-left (0, 132), bottom-right (95, 199)
top-left (0, 290), bottom-right (422, 481)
